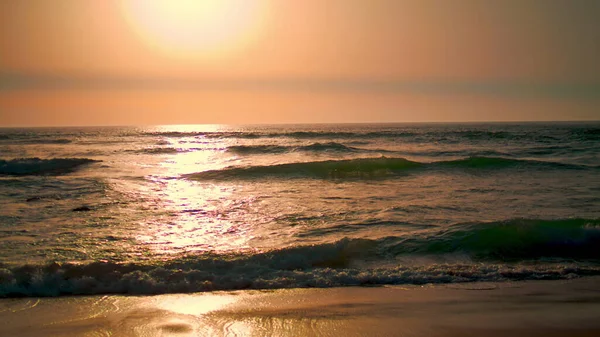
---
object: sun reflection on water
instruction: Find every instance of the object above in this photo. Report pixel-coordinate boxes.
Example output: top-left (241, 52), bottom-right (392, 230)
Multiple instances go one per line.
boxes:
top-left (123, 127), bottom-right (261, 256)
top-left (133, 178), bottom-right (258, 255)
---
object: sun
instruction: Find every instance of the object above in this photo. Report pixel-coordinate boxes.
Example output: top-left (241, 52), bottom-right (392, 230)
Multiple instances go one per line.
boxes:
top-left (121, 0), bottom-right (268, 58)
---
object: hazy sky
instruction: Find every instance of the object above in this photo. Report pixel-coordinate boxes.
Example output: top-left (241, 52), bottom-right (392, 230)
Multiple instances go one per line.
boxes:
top-left (1, 0), bottom-right (599, 126)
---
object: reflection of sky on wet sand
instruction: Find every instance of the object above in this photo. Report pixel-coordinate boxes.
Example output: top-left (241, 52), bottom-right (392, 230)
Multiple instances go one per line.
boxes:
top-left (156, 293), bottom-right (238, 316)
top-left (4, 279), bottom-right (600, 336)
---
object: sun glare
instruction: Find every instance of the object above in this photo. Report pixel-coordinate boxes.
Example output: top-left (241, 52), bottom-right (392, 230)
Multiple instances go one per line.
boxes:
top-left (121, 0), bottom-right (269, 58)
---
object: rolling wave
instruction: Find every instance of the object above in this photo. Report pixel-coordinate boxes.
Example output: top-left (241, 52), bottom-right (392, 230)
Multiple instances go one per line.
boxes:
top-left (0, 158), bottom-right (100, 176)
top-left (435, 156), bottom-right (583, 169)
top-left (227, 142), bottom-right (387, 155)
top-left (404, 218), bottom-right (600, 259)
top-left (1, 218), bottom-right (599, 297)
top-left (142, 128), bottom-right (600, 142)
top-left (0, 137), bottom-right (73, 144)
top-left (227, 144), bottom-right (289, 154)
top-left (300, 141), bottom-right (360, 152)
top-left (185, 156), bottom-right (592, 180)
top-left (186, 157), bottom-right (421, 180)
top-left (132, 147), bottom-right (182, 154)
top-left (573, 127), bottom-right (600, 140)
top-left (22, 138), bottom-right (73, 144)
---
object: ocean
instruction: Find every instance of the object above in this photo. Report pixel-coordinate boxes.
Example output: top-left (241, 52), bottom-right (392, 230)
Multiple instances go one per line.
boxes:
top-left (1, 122), bottom-right (599, 297)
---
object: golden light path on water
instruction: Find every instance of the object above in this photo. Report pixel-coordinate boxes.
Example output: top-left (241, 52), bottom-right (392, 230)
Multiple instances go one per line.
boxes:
top-left (103, 124), bottom-right (454, 260)
top-left (117, 125), bottom-right (265, 257)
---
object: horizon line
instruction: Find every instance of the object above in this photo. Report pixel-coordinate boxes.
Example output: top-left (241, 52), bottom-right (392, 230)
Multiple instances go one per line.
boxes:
top-left (1, 119), bottom-right (599, 129)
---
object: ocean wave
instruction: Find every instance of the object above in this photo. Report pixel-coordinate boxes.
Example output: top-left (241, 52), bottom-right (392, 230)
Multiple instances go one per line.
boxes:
top-left (185, 156), bottom-right (592, 180)
top-left (453, 130), bottom-right (510, 139)
top-left (0, 137), bottom-right (73, 144)
top-left (406, 218), bottom-right (600, 260)
top-left (227, 142), bottom-right (383, 155)
top-left (300, 141), bottom-right (363, 152)
top-left (227, 144), bottom-right (289, 154)
top-left (0, 158), bottom-right (100, 176)
top-left (140, 129), bottom-right (589, 143)
top-left (440, 130), bottom-right (564, 142)
top-left (186, 157), bottom-right (422, 180)
top-left (292, 218), bottom-right (600, 261)
top-left (1, 218), bottom-right (599, 297)
top-left (23, 138), bottom-right (73, 144)
top-left (572, 127), bottom-right (600, 140)
top-left (141, 130), bottom-right (421, 141)
top-left (2, 261), bottom-right (597, 297)
top-left (272, 131), bottom-right (404, 139)
top-left (134, 147), bottom-right (182, 154)
top-left (143, 131), bottom-right (206, 138)
top-left (123, 147), bottom-right (208, 155)
top-left (406, 149), bottom-right (513, 158)
top-left (434, 156), bottom-right (585, 169)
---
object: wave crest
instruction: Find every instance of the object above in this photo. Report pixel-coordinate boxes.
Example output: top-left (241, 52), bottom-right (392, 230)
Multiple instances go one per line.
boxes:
top-left (227, 142), bottom-right (370, 155)
top-left (186, 156), bottom-right (592, 180)
top-left (187, 157), bottom-right (422, 180)
top-left (227, 144), bottom-right (289, 154)
top-left (0, 158), bottom-right (100, 176)
top-left (415, 218), bottom-right (600, 260)
top-left (141, 128), bottom-right (600, 142)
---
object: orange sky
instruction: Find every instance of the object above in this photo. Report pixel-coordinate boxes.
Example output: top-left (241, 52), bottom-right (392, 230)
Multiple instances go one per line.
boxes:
top-left (1, 0), bottom-right (599, 126)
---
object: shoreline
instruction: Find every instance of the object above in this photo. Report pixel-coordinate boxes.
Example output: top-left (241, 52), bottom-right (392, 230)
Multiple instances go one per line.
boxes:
top-left (2, 277), bottom-right (600, 336)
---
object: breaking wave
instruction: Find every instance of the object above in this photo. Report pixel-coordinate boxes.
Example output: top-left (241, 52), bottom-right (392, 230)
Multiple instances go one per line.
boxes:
top-left (1, 218), bottom-right (599, 297)
top-left (0, 158), bottom-right (100, 176)
top-left (186, 156), bottom-right (592, 180)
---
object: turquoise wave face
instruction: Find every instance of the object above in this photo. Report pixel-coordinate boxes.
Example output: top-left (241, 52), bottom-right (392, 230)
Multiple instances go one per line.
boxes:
top-left (185, 156), bottom-right (595, 180)
top-left (409, 218), bottom-right (600, 260)
top-left (227, 142), bottom-right (370, 154)
top-left (0, 158), bottom-right (100, 176)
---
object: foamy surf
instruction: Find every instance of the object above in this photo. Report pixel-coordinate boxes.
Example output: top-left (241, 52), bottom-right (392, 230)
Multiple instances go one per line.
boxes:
top-left (2, 255), bottom-right (599, 297)
top-left (2, 218), bottom-right (599, 297)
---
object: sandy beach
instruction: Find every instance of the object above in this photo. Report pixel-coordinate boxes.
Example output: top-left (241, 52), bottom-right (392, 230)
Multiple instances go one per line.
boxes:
top-left (1, 277), bottom-right (599, 336)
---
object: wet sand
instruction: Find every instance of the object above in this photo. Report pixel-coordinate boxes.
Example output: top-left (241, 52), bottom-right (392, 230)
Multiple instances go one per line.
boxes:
top-left (1, 277), bottom-right (600, 336)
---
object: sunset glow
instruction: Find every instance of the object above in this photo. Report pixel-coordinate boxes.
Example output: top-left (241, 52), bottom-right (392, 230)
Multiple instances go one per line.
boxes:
top-left (121, 0), bottom-right (268, 58)
top-left (0, 0), bottom-right (598, 125)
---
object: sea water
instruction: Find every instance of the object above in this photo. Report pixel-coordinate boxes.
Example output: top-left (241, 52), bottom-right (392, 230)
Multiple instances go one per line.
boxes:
top-left (0, 122), bottom-right (599, 296)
